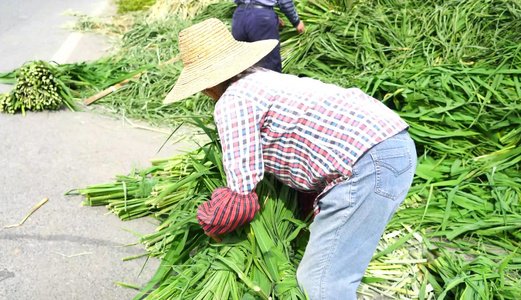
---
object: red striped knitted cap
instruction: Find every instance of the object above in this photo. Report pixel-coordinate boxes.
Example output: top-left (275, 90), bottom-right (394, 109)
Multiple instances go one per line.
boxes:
top-left (197, 187), bottom-right (260, 234)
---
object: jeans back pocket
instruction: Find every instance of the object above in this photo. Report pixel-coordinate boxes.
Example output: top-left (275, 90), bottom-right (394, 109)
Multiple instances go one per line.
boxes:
top-left (370, 146), bottom-right (412, 201)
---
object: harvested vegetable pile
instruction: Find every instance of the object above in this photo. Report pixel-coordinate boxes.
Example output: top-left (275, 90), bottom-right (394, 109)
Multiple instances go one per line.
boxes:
top-left (22, 0), bottom-right (520, 298)
top-left (72, 123), bottom-right (309, 299)
top-left (0, 61), bottom-right (77, 114)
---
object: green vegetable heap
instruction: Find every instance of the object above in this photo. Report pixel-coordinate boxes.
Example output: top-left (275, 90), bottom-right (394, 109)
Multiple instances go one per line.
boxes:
top-left (0, 61), bottom-right (74, 114)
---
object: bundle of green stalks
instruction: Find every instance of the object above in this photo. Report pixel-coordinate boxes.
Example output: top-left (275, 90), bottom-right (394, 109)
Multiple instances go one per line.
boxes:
top-left (0, 61), bottom-right (77, 114)
top-left (0, 57), bottom-right (163, 115)
top-left (73, 122), bottom-right (309, 299)
top-left (68, 0), bottom-right (521, 298)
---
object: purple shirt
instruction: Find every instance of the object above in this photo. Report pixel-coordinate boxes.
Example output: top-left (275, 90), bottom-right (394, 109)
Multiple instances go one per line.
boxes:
top-left (197, 67), bottom-right (409, 234)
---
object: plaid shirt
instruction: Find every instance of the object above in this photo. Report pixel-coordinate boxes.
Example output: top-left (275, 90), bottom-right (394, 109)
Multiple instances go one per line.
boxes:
top-left (197, 67), bottom-right (409, 234)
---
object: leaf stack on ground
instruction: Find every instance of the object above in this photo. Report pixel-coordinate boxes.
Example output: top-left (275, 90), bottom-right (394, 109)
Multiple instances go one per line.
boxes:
top-left (6, 0), bottom-right (515, 298)
top-left (0, 61), bottom-right (77, 114)
top-left (73, 123), bottom-right (309, 299)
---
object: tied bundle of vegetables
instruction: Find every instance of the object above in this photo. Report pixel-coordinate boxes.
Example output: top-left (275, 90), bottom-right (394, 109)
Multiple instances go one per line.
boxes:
top-left (137, 184), bottom-right (308, 300)
top-left (73, 122), bottom-right (309, 299)
top-left (0, 60), bottom-right (77, 114)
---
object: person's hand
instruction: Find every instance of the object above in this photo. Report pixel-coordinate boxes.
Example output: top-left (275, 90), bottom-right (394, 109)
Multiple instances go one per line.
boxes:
top-left (278, 17), bottom-right (285, 28)
top-left (205, 231), bottom-right (222, 243)
top-left (296, 20), bottom-right (305, 34)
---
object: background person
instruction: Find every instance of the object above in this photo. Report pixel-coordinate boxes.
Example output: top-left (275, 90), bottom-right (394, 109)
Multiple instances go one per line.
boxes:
top-left (232, 0), bottom-right (305, 73)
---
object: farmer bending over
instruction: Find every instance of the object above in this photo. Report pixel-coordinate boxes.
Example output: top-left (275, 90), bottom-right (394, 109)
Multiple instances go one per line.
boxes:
top-left (164, 18), bottom-right (417, 299)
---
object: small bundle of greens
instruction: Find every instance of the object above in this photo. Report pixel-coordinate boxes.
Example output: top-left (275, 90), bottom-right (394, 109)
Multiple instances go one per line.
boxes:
top-left (0, 60), bottom-right (77, 114)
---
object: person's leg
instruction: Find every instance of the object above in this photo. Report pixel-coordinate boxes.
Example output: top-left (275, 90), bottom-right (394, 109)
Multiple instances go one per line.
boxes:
top-left (296, 130), bottom-right (417, 300)
top-left (244, 8), bottom-right (282, 72)
top-left (231, 7), bottom-right (248, 42)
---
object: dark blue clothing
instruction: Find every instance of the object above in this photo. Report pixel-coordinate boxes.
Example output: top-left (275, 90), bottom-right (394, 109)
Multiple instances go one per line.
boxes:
top-left (232, 6), bottom-right (282, 72)
top-left (234, 0), bottom-right (300, 26)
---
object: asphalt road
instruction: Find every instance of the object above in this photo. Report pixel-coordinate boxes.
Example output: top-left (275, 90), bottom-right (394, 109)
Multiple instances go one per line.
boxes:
top-left (0, 1), bottom-right (193, 299)
top-left (0, 0), bottom-right (111, 93)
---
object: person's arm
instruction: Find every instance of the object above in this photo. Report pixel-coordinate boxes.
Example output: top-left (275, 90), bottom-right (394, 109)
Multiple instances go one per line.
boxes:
top-left (197, 93), bottom-right (265, 235)
top-left (279, 0), bottom-right (305, 33)
top-left (197, 187), bottom-right (259, 235)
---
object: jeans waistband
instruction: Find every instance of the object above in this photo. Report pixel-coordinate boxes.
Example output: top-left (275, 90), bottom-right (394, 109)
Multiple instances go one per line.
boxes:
top-left (237, 3), bottom-right (273, 9)
top-left (388, 128), bottom-right (411, 140)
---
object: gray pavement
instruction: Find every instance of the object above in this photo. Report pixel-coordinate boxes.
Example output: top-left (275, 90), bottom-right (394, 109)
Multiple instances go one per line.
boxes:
top-left (0, 0), bottom-right (113, 94)
top-left (0, 111), bottom-right (192, 300)
top-left (0, 0), bottom-right (111, 70)
top-left (0, 1), bottom-right (194, 299)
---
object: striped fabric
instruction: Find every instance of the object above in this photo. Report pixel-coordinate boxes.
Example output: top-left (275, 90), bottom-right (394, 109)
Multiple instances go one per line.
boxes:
top-left (196, 67), bottom-right (409, 234)
top-left (234, 0), bottom-right (300, 26)
top-left (198, 187), bottom-right (259, 234)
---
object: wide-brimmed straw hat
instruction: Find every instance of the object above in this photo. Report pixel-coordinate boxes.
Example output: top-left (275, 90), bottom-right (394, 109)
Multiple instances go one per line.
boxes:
top-left (163, 18), bottom-right (278, 104)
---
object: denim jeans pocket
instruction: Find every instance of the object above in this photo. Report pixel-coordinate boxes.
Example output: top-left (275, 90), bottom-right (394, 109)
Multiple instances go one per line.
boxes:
top-left (370, 146), bottom-right (412, 200)
top-left (251, 9), bottom-right (277, 25)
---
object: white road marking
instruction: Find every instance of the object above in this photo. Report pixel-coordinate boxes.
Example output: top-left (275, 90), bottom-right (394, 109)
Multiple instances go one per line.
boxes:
top-left (51, 1), bottom-right (110, 64)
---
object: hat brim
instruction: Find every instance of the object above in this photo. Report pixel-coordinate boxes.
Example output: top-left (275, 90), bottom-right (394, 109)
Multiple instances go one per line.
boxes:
top-left (163, 39), bottom-right (278, 104)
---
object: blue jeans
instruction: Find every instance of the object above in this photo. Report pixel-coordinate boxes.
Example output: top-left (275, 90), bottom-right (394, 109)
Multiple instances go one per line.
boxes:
top-left (296, 130), bottom-right (417, 299)
top-left (232, 6), bottom-right (282, 72)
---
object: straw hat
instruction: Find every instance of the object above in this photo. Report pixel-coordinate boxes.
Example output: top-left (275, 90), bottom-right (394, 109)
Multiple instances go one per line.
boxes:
top-left (164, 18), bottom-right (278, 104)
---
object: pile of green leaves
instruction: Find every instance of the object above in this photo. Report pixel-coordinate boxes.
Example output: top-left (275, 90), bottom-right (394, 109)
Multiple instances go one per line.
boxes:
top-left (276, 0), bottom-right (521, 297)
top-left (69, 0), bottom-right (521, 298)
top-left (63, 13), bottom-right (214, 127)
top-left (280, 0), bottom-right (521, 76)
top-left (72, 120), bottom-right (309, 299)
